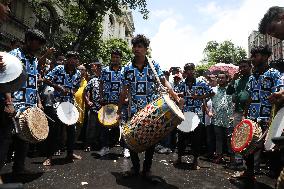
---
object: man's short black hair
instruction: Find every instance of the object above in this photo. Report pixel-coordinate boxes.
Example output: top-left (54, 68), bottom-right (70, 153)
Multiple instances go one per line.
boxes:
top-left (184, 63), bottom-right (195, 71)
top-left (131, 34), bottom-right (150, 48)
top-left (250, 45), bottom-right (272, 57)
top-left (111, 49), bottom-right (122, 57)
top-left (238, 58), bottom-right (252, 66)
top-left (66, 51), bottom-right (79, 59)
top-left (25, 29), bottom-right (46, 44)
top-left (259, 6), bottom-right (284, 34)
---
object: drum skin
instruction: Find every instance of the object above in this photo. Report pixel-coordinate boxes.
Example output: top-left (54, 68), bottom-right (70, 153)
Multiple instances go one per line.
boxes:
top-left (18, 107), bottom-right (49, 143)
top-left (122, 95), bottom-right (184, 152)
top-left (0, 52), bottom-right (27, 93)
top-left (98, 104), bottom-right (118, 128)
top-left (231, 119), bottom-right (262, 156)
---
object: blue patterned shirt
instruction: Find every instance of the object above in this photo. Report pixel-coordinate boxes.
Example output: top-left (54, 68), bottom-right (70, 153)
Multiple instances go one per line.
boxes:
top-left (122, 59), bottom-right (164, 115)
top-left (247, 68), bottom-right (284, 123)
top-left (10, 48), bottom-right (38, 113)
top-left (85, 76), bottom-right (101, 112)
top-left (176, 78), bottom-right (214, 118)
top-left (100, 66), bottom-right (123, 104)
top-left (45, 65), bottom-right (81, 103)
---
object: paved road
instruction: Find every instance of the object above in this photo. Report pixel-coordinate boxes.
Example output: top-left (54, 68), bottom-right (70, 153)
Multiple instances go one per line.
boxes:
top-left (0, 147), bottom-right (276, 189)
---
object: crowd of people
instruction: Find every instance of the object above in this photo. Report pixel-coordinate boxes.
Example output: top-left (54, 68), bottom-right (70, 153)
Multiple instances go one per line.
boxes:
top-left (1, 1), bottom-right (284, 187)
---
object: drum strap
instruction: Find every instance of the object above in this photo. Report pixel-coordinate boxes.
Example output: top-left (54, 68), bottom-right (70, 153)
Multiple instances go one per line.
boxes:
top-left (148, 59), bottom-right (166, 94)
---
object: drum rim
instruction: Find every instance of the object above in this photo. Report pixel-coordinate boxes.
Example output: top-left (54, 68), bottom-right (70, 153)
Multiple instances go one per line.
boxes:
top-left (98, 103), bottom-right (118, 126)
top-left (231, 119), bottom-right (253, 152)
top-left (162, 94), bottom-right (185, 120)
top-left (265, 107), bottom-right (284, 150)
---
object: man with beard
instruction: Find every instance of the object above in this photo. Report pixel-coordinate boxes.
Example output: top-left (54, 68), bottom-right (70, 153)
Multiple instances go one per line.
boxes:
top-left (43, 51), bottom-right (82, 164)
top-left (259, 6), bottom-right (284, 105)
top-left (117, 34), bottom-right (181, 178)
top-left (231, 45), bottom-right (284, 180)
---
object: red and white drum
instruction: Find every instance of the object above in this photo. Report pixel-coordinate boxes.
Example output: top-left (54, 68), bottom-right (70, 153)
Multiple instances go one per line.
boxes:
top-left (231, 119), bottom-right (262, 156)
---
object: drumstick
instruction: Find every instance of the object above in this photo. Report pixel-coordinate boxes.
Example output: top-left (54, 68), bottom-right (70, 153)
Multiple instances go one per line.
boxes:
top-left (44, 114), bottom-right (56, 123)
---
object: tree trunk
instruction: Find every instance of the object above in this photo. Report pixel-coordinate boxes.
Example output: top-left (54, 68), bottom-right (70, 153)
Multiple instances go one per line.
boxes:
top-left (72, 18), bottom-right (94, 51)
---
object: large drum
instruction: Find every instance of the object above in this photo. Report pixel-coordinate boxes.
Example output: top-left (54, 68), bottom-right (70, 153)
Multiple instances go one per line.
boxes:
top-left (122, 94), bottom-right (185, 152)
top-left (17, 107), bottom-right (49, 143)
top-left (56, 102), bottom-right (79, 125)
top-left (265, 107), bottom-right (284, 151)
top-left (231, 119), bottom-right (262, 156)
top-left (177, 111), bottom-right (200, 132)
top-left (0, 52), bottom-right (27, 93)
top-left (98, 104), bottom-right (118, 128)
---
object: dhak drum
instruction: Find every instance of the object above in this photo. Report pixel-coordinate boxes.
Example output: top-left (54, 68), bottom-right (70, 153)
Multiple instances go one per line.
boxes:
top-left (122, 94), bottom-right (185, 152)
top-left (56, 101), bottom-right (79, 125)
top-left (98, 104), bottom-right (119, 128)
top-left (265, 107), bottom-right (284, 151)
top-left (177, 112), bottom-right (200, 132)
top-left (0, 52), bottom-right (27, 93)
top-left (231, 119), bottom-right (262, 156)
top-left (17, 107), bottom-right (49, 143)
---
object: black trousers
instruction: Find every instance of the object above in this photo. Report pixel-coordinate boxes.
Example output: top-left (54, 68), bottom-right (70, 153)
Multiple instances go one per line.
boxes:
top-left (44, 106), bottom-right (61, 157)
top-left (177, 124), bottom-right (203, 158)
top-left (0, 107), bottom-right (29, 172)
top-left (129, 146), bottom-right (155, 173)
top-left (0, 108), bottom-right (13, 171)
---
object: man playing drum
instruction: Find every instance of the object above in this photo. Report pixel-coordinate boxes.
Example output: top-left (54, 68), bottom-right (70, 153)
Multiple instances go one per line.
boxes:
top-left (117, 34), bottom-right (180, 178)
top-left (175, 63), bottom-right (215, 170)
top-left (0, 0), bottom-right (11, 183)
top-left (43, 51), bottom-right (82, 165)
top-left (1, 29), bottom-right (46, 176)
top-left (97, 49), bottom-right (125, 157)
top-left (231, 45), bottom-right (284, 180)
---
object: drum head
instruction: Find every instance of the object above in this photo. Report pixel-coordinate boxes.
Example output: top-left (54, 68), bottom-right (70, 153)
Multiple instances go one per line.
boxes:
top-left (163, 94), bottom-right (185, 121)
top-left (56, 102), bottom-right (79, 125)
top-left (98, 104), bottom-right (118, 127)
top-left (0, 52), bottom-right (23, 83)
top-left (177, 112), bottom-right (200, 132)
top-left (265, 107), bottom-right (284, 151)
top-left (231, 119), bottom-right (253, 153)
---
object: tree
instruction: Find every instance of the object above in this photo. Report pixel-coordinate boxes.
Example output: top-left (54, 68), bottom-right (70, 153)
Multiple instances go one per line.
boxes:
top-left (98, 38), bottom-right (133, 66)
top-left (30, 0), bottom-right (149, 62)
top-left (202, 40), bottom-right (247, 65)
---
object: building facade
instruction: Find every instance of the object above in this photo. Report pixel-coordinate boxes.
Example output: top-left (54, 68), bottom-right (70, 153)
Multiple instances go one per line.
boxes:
top-left (248, 30), bottom-right (284, 62)
top-left (0, 1), bottom-right (134, 51)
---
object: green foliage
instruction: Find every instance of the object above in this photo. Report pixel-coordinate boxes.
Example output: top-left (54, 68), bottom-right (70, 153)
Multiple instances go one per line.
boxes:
top-left (98, 38), bottom-right (133, 66)
top-left (202, 40), bottom-right (247, 65)
top-left (29, 0), bottom-right (149, 63)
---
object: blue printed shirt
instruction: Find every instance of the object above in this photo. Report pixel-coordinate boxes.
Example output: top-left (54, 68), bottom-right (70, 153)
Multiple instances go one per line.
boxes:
top-left (176, 78), bottom-right (214, 118)
top-left (45, 65), bottom-right (81, 103)
top-left (122, 59), bottom-right (164, 115)
top-left (10, 48), bottom-right (38, 113)
top-left (85, 76), bottom-right (101, 112)
top-left (100, 66), bottom-right (123, 104)
top-left (247, 68), bottom-right (284, 123)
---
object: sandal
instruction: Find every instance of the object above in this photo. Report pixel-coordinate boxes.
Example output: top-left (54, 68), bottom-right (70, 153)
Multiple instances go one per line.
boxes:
top-left (54, 150), bottom-right (61, 156)
top-left (84, 147), bottom-right (91, 152)
top-left (43, 158), bottom-right (52, 166)
top-left (230, 171), bottom-right (256, 181)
